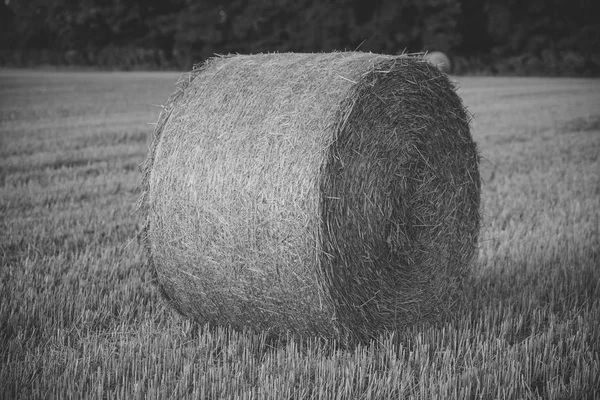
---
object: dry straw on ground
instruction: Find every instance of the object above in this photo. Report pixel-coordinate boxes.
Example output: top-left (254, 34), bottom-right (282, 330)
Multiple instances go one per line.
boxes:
top-left (424, 51), bottom-right (452, 73)
top-left (139, 52), bottom-right (480, 341)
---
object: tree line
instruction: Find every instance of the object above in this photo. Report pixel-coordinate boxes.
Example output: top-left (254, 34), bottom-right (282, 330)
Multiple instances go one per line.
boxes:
top-left (1, 0), bottom-right (598, 75)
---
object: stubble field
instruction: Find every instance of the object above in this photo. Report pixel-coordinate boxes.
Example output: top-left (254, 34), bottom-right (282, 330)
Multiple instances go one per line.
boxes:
top-left (1, 68), bottom-right (599, 399)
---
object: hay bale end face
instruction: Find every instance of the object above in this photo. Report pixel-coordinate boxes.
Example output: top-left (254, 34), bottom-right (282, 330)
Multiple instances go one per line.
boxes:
top-left (140, 52), bottom-right (480, 340)
top-left (425, 51), bottom-right (452, 73)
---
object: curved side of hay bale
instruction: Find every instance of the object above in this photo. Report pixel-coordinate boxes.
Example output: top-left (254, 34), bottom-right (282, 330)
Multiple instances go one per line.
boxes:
top-left (424, 51), bottom-right (452, 73)
top-left (140, 52), bottom-right (480, 340)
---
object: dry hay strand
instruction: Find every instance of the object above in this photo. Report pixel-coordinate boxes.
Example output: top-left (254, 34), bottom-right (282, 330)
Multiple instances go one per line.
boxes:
top-left (139, 52), bottom-right (480, 341)
top-left (424, 51), bottom-right (452, 73)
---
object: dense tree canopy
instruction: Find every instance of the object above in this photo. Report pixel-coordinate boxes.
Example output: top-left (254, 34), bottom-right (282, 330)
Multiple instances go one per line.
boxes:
top-left (1, 0), bottom-right (598, 75)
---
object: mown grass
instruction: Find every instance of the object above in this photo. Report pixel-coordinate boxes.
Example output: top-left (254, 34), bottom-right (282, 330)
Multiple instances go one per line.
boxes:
top-left (1, 69), bottom-right (599, 399)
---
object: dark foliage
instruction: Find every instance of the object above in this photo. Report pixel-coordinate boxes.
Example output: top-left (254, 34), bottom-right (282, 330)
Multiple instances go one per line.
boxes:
top-left (2, 0), bottom-right (599, 75)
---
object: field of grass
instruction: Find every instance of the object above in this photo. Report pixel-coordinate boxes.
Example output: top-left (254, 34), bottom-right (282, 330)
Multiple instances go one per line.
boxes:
top-left (1, 68), bottom-right (599, 399)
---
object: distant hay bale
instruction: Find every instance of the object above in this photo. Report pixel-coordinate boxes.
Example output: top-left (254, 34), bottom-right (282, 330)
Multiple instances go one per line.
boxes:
top-left (425, 51), bottom-right (452, 73)
top-left (139, 52), bottom-right (480, 341)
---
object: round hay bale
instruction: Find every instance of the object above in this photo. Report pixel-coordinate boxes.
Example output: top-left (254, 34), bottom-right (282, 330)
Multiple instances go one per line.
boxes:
top-left (139, 52), bottom-right (480, 340)
top-left (424, 51), bottom-right (452, 73)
